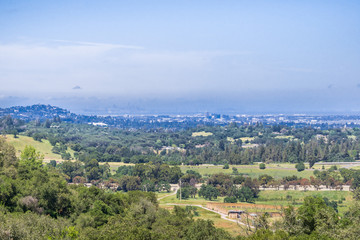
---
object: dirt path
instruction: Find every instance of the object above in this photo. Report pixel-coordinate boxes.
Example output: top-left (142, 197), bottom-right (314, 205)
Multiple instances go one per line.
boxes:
top-left (157, 186), bottom-right (179, 201)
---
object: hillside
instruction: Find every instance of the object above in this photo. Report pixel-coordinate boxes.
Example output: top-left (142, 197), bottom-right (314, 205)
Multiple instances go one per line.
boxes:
top-left (0, 104), bottom-right (75, 121)
top-left (4, 134), bottom-right (73, 162)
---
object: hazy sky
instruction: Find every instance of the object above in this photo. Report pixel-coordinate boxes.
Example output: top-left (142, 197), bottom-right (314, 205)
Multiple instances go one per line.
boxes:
top-left (1, 1), bottom-right (360, 113)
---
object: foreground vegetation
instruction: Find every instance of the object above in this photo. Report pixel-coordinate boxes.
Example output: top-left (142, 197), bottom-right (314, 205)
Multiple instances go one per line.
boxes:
top-left (0, 139), bottom-right (232, 239)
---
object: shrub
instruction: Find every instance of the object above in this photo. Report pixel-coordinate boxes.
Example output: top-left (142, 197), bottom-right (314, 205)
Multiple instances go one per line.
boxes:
top-left (259, 163), bottom-right (266, 170)
top-left (295, 162), bottom-right (305, 172)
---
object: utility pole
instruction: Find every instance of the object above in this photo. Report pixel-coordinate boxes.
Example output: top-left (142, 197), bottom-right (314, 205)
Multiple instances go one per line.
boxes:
top-left (179, 178), bottom-right (182, 202)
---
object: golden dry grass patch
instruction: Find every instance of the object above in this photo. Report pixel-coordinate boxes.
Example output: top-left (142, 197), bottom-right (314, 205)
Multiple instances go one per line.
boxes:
top-left (192, 131), bottom-right (213, 137)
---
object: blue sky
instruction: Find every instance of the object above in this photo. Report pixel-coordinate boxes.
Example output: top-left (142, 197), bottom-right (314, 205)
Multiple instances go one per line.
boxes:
top-left (0, 1), bottom-right (360, 113)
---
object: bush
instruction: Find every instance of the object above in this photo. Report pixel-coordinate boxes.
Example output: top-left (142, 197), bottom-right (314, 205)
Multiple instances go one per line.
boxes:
top-left (48, 160), bottom-right (57, 168)
top-left (61, 152), bottom-right (71, 160)
top-left (295, 162), bottom-right (305, 172)
top-left (328, 165), bottom-right (338, 172)
top-left (259, 163), bottom-right (266, 170)
top-left (223, 163), bottom-right (229, 169)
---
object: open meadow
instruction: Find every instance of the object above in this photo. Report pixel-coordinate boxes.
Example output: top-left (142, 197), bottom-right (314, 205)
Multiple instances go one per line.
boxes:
top-left (180, 163), bottom-right (315, 179)
top-left (257, 190), bottom-right (352, 215)
top-left (4, 134), bottom-right (75, 162)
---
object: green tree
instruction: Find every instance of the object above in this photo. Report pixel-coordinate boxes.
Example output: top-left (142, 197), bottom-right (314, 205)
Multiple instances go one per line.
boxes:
top-left (48, 160), bottom-right (57, 168)
top-left (118, 175), bottom-right (141, 191)
top-left (59, 161), bottom-right (84, 182)
top-left (295, 162), bottom-right (305, 172)
top-left (296, 196), bottom-right (338, 235)
top-left (177, 186), bottom-right (191, 199)
top-left (19, 145), bottom-right (43, 170)
top-left (259, 163), bottom-right (266, 170)
top-left (184, 219), bottom-right (232, 240)
top-left (198, 184), bottom-right (219, 201)
top-left (236, 186), bottom-right (255, 203)
top-left (0, 138), bottom-right (18, 178)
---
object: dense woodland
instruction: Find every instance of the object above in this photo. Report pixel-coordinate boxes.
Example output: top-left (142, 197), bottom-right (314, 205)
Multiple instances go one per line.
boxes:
top-left (1, 114), bottom-right (359, 166)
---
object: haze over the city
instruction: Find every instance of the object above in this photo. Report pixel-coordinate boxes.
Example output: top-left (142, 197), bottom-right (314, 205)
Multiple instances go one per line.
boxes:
top-left (1, 1), bottom-right (360, 114)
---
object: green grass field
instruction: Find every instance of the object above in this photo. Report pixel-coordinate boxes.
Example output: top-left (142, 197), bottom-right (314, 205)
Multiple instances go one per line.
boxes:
top-left (158, 193), bottom-right (246, 237)
top-left (257, 190), bottom-right (352, 215)
top-left (104, 162), bottom-right (135, 173)
top-left (159, 189), bottom-right (353, 220)
top-left (158, 188), bottom-right (354, 236)
top-left (93, 161), bottom-right (329, 178)
top-left (159, 190), bottom-right (351, 209)
top-left (4, 134), bottom-right (75, 162)
top-left (156, 191), bottom-right (174, 199)
top-left (193, 207), bottom-right (246, 236)
top-left (181, 164), bottom-right (314, 179)
top-left (161, 204), bottom-right (246, 237)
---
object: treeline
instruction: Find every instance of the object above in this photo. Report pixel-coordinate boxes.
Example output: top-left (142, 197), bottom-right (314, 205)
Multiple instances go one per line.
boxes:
top-left (178, 166), bottom-right (360, 205)
top-left (2, 115), bottom-right (360, 166)
top-left (175, 173), bottom-right (260, 203)
top-left (186, 127), bottom-right (359, 165)
top-left (113, 163), bottom-right (183, 192)
top-left (0, 115), bottom-right (26, 136)
top-left (54, 159), bottom-right (183, 193)
top-left (256, 166), bottom-right (360, 193)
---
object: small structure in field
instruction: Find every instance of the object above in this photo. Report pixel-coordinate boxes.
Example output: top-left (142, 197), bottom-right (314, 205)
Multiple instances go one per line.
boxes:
top-left (228, 210), bottom-right (245, 219)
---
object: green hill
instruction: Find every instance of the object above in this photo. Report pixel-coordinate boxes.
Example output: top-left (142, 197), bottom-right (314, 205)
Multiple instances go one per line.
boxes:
top-left (4, 134), bottom-right (74, 162)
